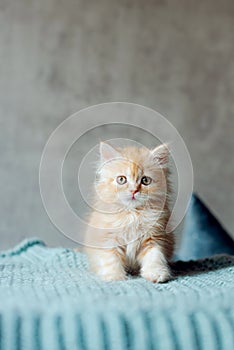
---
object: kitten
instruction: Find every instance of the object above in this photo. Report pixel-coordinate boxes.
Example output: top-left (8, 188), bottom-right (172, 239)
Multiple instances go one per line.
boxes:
top-left (84, 142), bottom-right (174, 282)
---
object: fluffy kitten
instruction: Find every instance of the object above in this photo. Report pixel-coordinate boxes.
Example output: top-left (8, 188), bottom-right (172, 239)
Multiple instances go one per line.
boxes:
top-left (84, 142), bottom-right (174, 282)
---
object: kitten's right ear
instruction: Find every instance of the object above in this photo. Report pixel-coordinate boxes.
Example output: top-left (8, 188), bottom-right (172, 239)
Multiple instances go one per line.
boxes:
top-left (99, 142), bottom-right (121, 162)
top-left (151, 143), bottom-right (169, 167)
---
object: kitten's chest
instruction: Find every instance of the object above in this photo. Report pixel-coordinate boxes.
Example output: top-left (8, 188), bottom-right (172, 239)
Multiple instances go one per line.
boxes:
top-left (122, 211), bottom-right (157, 264)
top-left (122, 210), bottom-right (157, 241)
top-left (125, 239), bottom-right (141, 266)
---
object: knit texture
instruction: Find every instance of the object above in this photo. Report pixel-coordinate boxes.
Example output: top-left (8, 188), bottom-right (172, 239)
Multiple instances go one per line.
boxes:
top-left (1, 238), bottom-right (234, 350)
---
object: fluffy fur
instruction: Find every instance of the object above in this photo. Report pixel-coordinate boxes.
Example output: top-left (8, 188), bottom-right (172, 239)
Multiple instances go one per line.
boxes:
top-left (84, 142), bottom-right (174, 282)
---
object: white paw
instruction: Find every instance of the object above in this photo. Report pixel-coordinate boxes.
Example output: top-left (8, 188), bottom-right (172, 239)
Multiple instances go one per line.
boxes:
top-left (98, 271), bottom-right (127, 281)
top-left (141, 266), bottom-right (171, 283)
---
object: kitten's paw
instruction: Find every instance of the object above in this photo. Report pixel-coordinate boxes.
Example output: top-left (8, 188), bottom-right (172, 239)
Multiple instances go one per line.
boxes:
top-left (141, 266), bottom-right (171, 283)
top-left (98, 271), bottom-right (127, 281)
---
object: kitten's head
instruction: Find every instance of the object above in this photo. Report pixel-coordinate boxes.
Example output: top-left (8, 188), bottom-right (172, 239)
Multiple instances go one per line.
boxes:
top-left (95, 142), bottom-right (170, 210)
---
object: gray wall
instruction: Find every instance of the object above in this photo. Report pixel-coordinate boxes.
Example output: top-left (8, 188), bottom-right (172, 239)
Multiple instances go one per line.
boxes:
top-left (0, 0), bottom-right (234, 249)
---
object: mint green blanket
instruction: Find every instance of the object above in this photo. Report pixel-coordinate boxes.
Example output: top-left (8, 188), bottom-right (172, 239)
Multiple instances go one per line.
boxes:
top-left (0, 238), bottom-right (234, 350)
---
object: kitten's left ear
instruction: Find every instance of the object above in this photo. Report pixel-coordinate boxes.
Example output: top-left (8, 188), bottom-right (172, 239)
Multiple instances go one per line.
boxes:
top-left (99, 142), bottom-right (121, 162)
top-left (151, 143), bottom-right (169, 166)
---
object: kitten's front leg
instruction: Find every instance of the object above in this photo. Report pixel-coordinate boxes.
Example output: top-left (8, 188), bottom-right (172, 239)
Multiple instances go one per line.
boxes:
top-left (88, 249), bottom-right (126, 281)
top-left (139, 245), bottom-right (171, 283)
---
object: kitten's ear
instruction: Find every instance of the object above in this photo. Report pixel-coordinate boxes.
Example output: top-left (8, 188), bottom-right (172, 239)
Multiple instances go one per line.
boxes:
top-left (151, 143), bottom-right (169, 166)
top-left (99, 142), bottom-right (121, 162)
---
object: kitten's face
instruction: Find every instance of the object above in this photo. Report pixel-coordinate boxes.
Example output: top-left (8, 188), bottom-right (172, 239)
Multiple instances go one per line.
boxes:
top-left (95, 143), bottom-right (169, 209)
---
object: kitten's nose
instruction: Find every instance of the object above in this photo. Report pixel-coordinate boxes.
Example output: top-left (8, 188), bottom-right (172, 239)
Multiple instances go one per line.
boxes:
top-left (131, 189), bottom-right (139, 195)
top-left (131, 189), bottom-right (139, 200)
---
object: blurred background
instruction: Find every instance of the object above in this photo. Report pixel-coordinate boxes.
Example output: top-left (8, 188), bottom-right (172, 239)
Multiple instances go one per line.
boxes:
top-left (0, 0), bottom-right (233, 249)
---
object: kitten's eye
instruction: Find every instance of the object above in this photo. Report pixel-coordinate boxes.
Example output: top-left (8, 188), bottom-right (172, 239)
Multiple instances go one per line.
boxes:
top-left (116, 176), bottom-right (127, 185)
top-left (141, 176), bottom-right (152, 186)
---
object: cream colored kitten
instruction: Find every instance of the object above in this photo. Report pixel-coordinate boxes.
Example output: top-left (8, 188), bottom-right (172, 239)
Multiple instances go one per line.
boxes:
top-left (84, 142), bottom-right (174, 282)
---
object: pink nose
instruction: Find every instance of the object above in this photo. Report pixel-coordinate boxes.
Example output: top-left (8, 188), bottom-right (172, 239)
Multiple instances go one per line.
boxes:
top-left (131, 189), bottom-right (139, 200)
top-left (131, 189), bottom-right (139, 195)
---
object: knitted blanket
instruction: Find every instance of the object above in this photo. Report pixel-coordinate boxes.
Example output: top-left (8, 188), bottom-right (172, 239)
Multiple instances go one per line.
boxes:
top-left (0, 238), bottom-right (234, 350)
